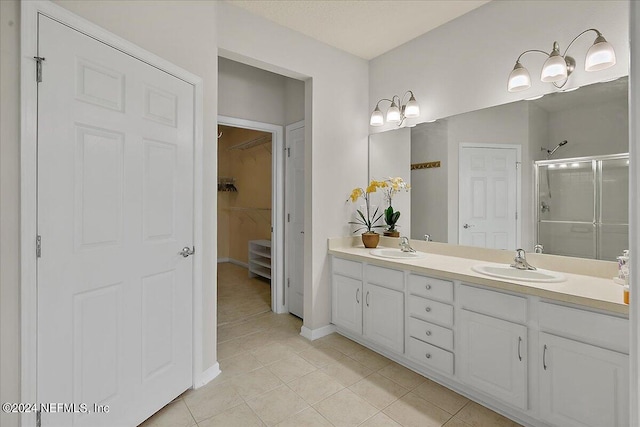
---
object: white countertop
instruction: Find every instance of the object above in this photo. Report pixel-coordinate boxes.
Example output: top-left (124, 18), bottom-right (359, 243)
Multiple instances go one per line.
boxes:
top-left (329, 242), bottom-right (629, 316)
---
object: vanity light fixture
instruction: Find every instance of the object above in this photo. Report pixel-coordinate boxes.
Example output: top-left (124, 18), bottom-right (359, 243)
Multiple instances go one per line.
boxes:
top-left (370, 90), bottom-right (420, 126)
top-left (508, 28), bottom-right (616, 92)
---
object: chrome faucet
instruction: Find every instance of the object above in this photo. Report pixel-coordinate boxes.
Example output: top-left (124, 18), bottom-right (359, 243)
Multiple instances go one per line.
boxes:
top-left (534, 244), bottom-right (544, 254)
top-left (511, 249), bottom-right (536, 270)
top-left (399, 237), bottom-right (416, 253)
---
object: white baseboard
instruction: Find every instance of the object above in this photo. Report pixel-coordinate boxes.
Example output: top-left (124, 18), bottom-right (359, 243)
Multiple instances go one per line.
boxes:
top-left (229, 258), bottom-right (249, 268)
top-left (300, 324), bottom-right (337, 341)
top-left (217, 258), bottom-right (249, 268)
top-left (194, 362), bottom-right (220, 389)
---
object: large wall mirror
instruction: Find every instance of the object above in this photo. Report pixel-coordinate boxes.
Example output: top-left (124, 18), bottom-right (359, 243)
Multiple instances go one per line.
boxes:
top-left (369, 76), bottom-right (628, 261)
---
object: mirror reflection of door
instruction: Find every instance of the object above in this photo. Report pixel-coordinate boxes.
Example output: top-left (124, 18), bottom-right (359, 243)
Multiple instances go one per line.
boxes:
top-left (286, 121), bottom-right (305, 319)
top-left (459, 145), bottom-right (518, 249)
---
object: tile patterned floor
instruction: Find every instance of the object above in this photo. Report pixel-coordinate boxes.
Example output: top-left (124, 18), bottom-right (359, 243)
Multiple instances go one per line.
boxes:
top-left (140, 263), bottom-right (523, 427)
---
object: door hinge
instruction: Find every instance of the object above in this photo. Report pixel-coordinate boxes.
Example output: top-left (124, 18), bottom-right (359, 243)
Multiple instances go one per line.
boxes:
top-left (516, 161), bottom-right (521, 170)
top-left (287, 278), bottom-right (290, 288)
top-left (287, 147), bottom-right (290, 158)
top-left (36, 235), bottom-right (42, 258)
top-left (516, 211), bottom-right (518, 220)
top-left (287, 213), bottom-right (290, 222)
top-left (36, 409), bottom-right (42, 427)
top-left (34, 56), bottom-right (45, 83)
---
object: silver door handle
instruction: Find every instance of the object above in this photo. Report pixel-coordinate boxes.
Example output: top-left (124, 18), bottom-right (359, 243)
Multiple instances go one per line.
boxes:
top-left (179, 246), bottom-right (195, 257)
top-left (463, 223), bottom-right (474, 229)
top-left (366, 291), bottom-right (370, 307)
top-left (356, 288), bottom-right (360, 304)
top-left (518, 336), bottom-right (522, 362)
top-left (543, 344), bottom-right (548, 370)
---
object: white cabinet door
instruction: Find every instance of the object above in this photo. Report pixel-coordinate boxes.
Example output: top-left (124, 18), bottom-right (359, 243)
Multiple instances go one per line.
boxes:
top-left (364, 283), bottom-right (404, 353)
top-left (539, 333), bottom-right (629, 427)
top-left (458, 309), bottom-right (527, 410)
top-left (332, 275), bottom-right (362, 334)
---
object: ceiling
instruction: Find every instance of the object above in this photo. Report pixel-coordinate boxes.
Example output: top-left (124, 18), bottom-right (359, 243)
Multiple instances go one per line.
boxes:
top-left (226, 0), bottom-right (490, 60)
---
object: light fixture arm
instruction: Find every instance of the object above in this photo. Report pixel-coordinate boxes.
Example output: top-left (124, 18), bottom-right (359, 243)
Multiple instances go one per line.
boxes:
top-left (561, 28), bottom-right (601, 57)
top-left (515, 49), bottom-right (551, 63)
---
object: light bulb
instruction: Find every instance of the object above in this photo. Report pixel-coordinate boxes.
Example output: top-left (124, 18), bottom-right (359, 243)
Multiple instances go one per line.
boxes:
top-left (404, 95), bottom-right (420, 118)
top-left (386, 101), bottom-right (401, 123)
top-left (585, 35), bottom-right (616, 71)
top-left (508, 62), bottom-right (531, 92)
top-left (370, 106), bottom-right (384, 126)
top-left (541, 43), bottom-right (568, 83)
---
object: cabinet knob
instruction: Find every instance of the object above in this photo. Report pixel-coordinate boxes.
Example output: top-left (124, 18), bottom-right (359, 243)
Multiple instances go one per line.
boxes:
top-left (425, 353), bottom-right (431, 359)
top-left (425, 330), bottom-right (432, 336)
top-left (425, 307), bottom-right (431, 312)
top-left (425, 284), bottom-right (431, 290)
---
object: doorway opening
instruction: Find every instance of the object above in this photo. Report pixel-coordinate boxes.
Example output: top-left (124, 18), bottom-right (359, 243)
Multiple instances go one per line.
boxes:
top-left (217, 122), bottom-right (278, 324)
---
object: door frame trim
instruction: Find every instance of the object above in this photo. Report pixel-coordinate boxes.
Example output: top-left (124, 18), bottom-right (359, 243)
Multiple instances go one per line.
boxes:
top-left (217, 115), bottom-right (286, 314)
top-left (20, 2), bottom-right (205, 424)
top-left (285, 120), bottom-right (305, 316)
top-left (458, 143), bottom-right (522, 249)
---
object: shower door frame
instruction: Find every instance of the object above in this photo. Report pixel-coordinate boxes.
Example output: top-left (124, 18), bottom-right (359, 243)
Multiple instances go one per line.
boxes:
top-left (534, 152), bottom-right (629, 260)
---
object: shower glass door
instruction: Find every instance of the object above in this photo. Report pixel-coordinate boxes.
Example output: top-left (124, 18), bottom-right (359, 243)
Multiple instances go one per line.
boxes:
top-left (535, 153), bottom-right (628, 261)
top-left (599, 157), bottom-right (629, 260)
top-left (537, 160), bottom-right (596, 259)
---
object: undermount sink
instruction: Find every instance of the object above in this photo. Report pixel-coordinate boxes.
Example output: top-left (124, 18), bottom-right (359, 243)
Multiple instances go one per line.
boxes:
top-left (472, 264), bottom-right (566, 283)
top-left (369, 248), bottom-right (427, 259)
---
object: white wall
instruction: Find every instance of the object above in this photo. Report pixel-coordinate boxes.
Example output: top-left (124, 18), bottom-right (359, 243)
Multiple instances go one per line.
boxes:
top-left (369, 0), bottom-right (629, 133)
top-left (285, 78), bottom-right (306, 125)
top-left (547, 98), bottom-right (629, 158)
top-left (368, 128), bottom-right (411, 235)
top-left (528, 103), bottom-right (550, 248)
top-left (219, 57), bottom-right (305, 126)
top-left (411, 121), bottom-right (448, 242)
top-left (217, 2), bottom-right (369, 331)
top-left (0, 2), bottom-right (21, 427)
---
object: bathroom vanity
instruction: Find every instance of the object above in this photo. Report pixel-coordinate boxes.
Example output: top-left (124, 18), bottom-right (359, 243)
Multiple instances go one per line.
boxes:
top-left (329, 238), bottom-right (628, 427)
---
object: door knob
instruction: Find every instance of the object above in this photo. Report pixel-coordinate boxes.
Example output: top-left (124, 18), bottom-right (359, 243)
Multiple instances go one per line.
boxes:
top-left (179, 246), bottom-right (195, 257)
top-left (463, 223), bottom-right (474, 229)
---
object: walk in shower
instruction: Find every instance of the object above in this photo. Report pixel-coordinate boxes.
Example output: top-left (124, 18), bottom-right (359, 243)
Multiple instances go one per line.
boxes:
top-left (535, 153), bottom-right (629, 261)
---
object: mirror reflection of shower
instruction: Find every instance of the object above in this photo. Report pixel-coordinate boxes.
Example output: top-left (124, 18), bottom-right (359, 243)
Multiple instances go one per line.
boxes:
top-left (543, 140), bottom-right (568, 159)
top-left (541, 140), bottom-right (569, 200)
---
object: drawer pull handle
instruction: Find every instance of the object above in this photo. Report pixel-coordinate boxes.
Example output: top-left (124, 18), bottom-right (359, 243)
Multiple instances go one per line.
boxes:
top-left (543, 344), bottom-right (548, 370)
top-left (425, 284), bottom-right (431, 290)
top-left (425, 353), bottom-right (431, 359)
top-left (425, 330), bottom-right (432, 336)
top-left (518, 336), bottom-right (522, 362)
top-left (356, 288), bottom-right (360, 304)
top-left (366, 291), bottom-right (370, 307)
top-left (425, 307), bottom-right (431, 312)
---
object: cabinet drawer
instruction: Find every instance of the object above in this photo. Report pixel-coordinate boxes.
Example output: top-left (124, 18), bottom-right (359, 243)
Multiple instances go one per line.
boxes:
top-left (408, 295), bottom-right (453, 327)
top-left (365, 264), bottom-right (403, 291)
top-left (459, 284), bottom-right (526, 324)
top-left (408, 274), bottom-right (453, 303)
top-left (332, 257), bottom-right (362, 279)
top-left (408, 317), bottom-right (453, 351)
top-left (539, 302), bottom-right (629, 354)
top-left (407, 337), bottom-right (454, 375)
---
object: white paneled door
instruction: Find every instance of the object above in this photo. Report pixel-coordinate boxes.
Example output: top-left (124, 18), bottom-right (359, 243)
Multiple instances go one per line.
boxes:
top-left (286, 122), bottom-right (305, 318)
top-left (37, 16), bottom-right (194, 427)
top-left (459, 146), bottom-right (518, 249)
